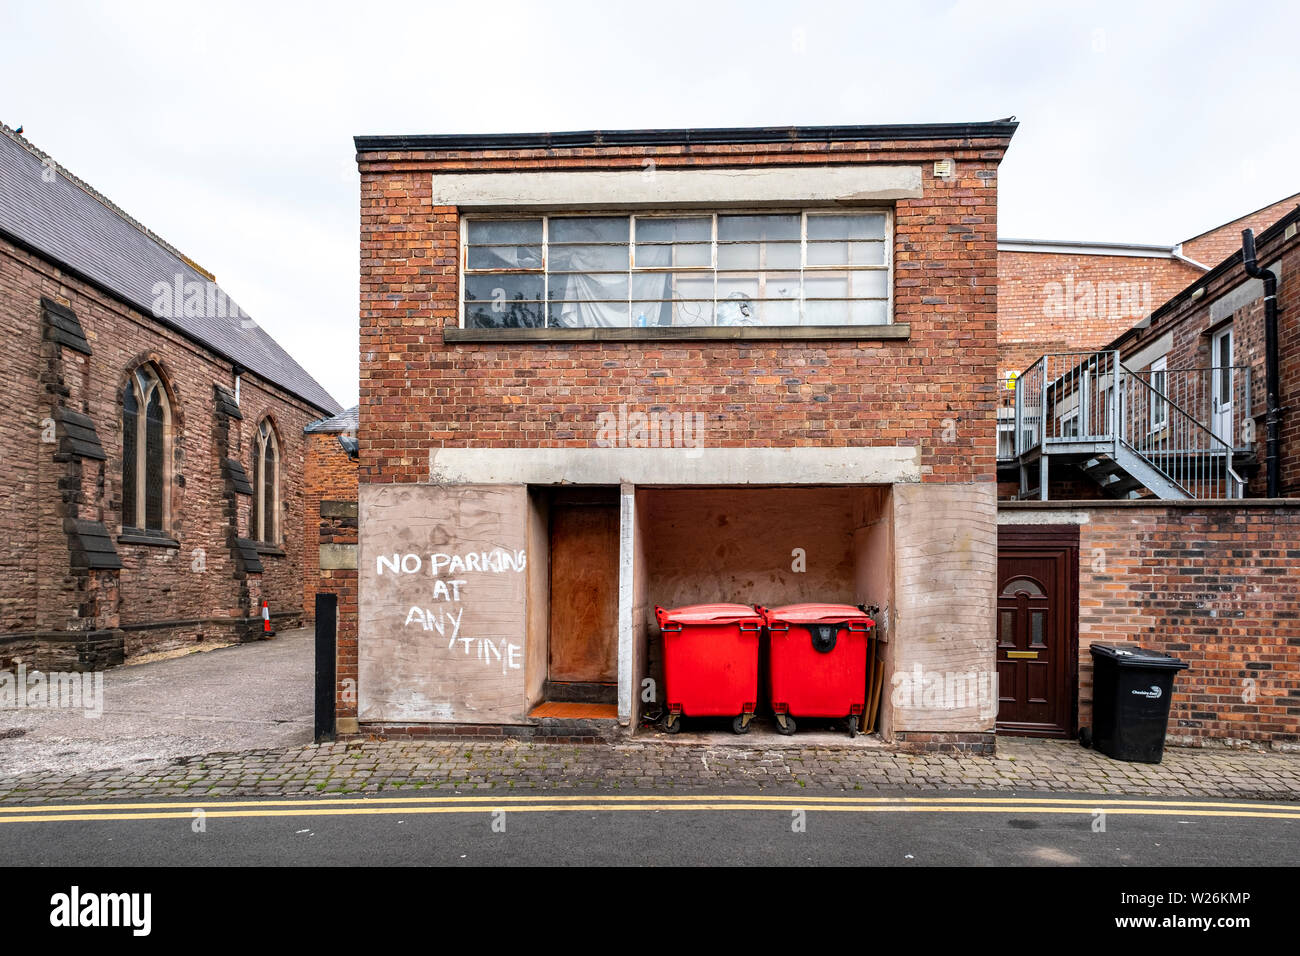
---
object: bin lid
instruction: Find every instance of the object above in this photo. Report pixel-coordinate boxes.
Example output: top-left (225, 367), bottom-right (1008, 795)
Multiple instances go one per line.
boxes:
top-left (763, 603), bottom-right (875, 627)
top-left (656, 603), bottom-right (764, 626)
top-left (1089, 643), bottom-right (1189, 669)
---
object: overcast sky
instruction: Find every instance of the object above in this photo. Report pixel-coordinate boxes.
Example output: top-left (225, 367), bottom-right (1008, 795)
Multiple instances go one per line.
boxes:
top-left (3, 0), bottom-right (1297, 409)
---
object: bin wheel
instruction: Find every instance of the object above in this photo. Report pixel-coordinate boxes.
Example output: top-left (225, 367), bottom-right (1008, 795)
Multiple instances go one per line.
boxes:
top-left (847, 716), bottom-right (859, 738)
top-left (776, 715), bottom-right (797, 736)
top-left (663, 713), bottom-right (682, 734)
top-left (732, 715), bottom-right (751, 735)
top-left (1079, 726), bottom-right (1092, 749)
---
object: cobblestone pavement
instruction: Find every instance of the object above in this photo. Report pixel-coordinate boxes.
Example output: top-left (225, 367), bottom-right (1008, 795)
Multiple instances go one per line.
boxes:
top-left (1, 735), bottom-right (1298, 804)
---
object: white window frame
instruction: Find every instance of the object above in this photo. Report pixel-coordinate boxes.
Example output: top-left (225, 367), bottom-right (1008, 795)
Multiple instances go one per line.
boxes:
top-left (1059, 408), bottom-right (1080, 438)
top-left (1148, 356), bottom-right (1168, 432)
top-left (457, 208), bottom-right (894, 329)
top-left (996, 409), bottom-right (1016, 460)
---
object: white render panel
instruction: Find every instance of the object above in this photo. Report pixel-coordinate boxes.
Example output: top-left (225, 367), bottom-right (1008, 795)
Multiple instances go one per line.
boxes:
top-left (433, 165), bottom-right (923, 208)
top-left (427, 446), bottom-right (922, 486)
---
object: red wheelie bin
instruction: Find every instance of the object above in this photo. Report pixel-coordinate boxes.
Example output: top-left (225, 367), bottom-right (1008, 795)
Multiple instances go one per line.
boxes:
top-left (761, 603), bottom-right (875, 737)
top-left (655, 603), bottom-right (763, 734)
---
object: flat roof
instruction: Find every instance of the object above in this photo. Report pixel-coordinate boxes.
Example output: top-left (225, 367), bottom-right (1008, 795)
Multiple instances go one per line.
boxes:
top-left (354, 119), bottom-right (1019, 153)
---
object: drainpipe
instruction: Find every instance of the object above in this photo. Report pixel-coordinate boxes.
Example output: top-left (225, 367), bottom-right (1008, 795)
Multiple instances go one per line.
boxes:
top-left (1241, 229), bottom-right (1281, 498)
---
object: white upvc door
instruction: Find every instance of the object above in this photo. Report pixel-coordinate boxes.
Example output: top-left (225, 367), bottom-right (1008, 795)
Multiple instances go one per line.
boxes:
top-left (1211, 326), bottom-right (1234, 447)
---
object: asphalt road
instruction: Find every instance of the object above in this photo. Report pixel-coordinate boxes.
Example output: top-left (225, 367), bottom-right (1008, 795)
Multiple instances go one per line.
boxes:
top-left (0, 629), bottom-right (313, 777)
top-left (3, 790), bottom-right (1297, 866)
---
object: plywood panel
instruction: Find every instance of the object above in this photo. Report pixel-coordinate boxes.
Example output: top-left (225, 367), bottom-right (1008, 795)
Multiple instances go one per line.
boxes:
top-left (358, 484), bottom-right (529, 724)
top-left (548, 500), bottom-right (619, 683)
top-left (641, 487), bottom-right (858, 609)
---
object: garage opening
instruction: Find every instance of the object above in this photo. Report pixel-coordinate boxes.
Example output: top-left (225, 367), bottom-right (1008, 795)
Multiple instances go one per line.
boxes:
top-left (633, 485), bottom-right (893, 741)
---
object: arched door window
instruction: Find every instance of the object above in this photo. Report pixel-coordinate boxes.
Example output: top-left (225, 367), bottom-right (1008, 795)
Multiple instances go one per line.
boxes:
top-left (253, 419), bottom-right (280, 543)
top-left (122, 364), bottom-right (171, 531)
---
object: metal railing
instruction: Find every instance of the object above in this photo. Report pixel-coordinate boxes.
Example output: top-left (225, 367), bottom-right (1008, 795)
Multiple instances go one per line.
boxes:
top-left (1008, 350), bottom-right (1246, 499)
top-left (1127, 365), bottom-right (1253, 452)
top-left (1014, 351), bottom-right (1121, 455)
top-left (1120, 367), bottom-right (1243, 499)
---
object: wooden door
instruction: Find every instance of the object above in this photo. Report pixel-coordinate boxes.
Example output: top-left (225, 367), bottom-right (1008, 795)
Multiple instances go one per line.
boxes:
top-left (996, 527), bottom-right (1077, 737)
top-left (547, 491), bottom-right (619, 692)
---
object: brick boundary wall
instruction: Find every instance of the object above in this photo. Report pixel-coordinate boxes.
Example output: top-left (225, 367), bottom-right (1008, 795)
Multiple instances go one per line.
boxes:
top-left (1005, 502), bottom-right (1300, 751)
top-left (302, 432), bottom-right (359, 728)
top-left (303, 433), bottom-right (358, 622)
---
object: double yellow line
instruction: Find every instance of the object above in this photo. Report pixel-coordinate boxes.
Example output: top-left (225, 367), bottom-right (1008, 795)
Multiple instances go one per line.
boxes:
top-left (0, 793), bottom-right (1298, 824)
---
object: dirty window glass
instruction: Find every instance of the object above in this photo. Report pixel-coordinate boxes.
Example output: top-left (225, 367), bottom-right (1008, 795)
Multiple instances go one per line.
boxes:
top-left (463, 211), bottom-right (891, 328)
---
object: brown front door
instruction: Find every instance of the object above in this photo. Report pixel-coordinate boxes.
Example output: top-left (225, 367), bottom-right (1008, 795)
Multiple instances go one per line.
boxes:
top-left (996, 527), bottom-right (1077, 737)
top-left (547, 489), bottom-right (619, 698)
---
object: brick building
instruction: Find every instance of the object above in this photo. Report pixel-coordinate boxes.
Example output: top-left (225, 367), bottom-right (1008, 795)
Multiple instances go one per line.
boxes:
top-left (996, 193), bottom-right (1299, 387)
top-left (996, 200), bottom-right (1300, 751)
top-left (346, 120), bottom-right (1019, 749)
top-left (0, 125), bottom-right (340, 670)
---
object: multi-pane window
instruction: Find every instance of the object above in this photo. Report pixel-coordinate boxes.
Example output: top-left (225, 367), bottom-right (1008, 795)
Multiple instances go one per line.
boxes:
top-left (252, 419), bottom-right (279, 544)
top-left (121, 364), bottom-right (169, 532)
top-left (461, 211), bottom-right (891, 329)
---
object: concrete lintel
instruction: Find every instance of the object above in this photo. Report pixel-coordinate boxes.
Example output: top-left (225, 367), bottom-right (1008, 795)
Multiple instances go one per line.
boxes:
top-left (435, 164), bottom-right (923, 208)
top-left (319, 543), bottom-right (359, 570)
top-left (320, 500), bottom-right (359, 519)
top-left (997, 509), bottom-right (1091, 525)
top-left (427, 446), bottom-right (922, 486)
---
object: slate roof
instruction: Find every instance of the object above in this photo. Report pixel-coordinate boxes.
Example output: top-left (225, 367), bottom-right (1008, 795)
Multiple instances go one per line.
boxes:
top-left (0, 125), bottom-right (341, 415)
top-left (305, 405), bottom-right (358, 434)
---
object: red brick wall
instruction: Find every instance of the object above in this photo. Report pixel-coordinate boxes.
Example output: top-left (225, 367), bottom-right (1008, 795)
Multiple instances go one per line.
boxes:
top-left (303, 433), bottom-right (358, 722)
top-left (1181, 195), bottom-right (1300, 269)
top-left (1073, 504), bottom-right (1300, 748)
top-left (0, 234), bottom-right (324, 656)
top-left (997, 250), bottom-right (1198, 379)
top-left (1118, 213), bottom-right (1300, 497)
top-left (358, 136), bottom-right (1011, 488)
top-left (303, 432), bottom-right (358, 621)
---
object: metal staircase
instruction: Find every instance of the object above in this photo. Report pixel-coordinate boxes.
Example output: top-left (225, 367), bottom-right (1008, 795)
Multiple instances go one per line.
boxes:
top-left (1006, 351), bottom-right (1251, 500)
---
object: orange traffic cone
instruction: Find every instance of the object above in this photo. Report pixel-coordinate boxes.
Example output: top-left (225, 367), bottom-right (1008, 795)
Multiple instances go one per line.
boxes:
top-left (261, 599), bottom-right (275, 637)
